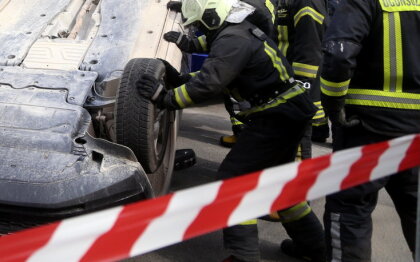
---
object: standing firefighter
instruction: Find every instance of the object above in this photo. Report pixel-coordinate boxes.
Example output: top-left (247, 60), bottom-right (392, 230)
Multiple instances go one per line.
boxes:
top-left (320, 0), bottom-right (420, 261)
top-left (276, 0), bottom-right (330, 154)
top-left (137, 0), bottom-right (326, 261)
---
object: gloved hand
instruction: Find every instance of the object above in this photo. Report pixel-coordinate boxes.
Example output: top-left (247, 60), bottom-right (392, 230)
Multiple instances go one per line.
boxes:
top-left (329, 108), bottom-right (360, 128)
top-left (137, 74), bottom-right (167, 109)
top-left (167, 1), bottom-right (182, 12)
top-left (163, 31), bottom-right (196, 53)
top-left (158, 58), bottom-right (191, 87)
top-left (322, 95), bottom-right (359, 128)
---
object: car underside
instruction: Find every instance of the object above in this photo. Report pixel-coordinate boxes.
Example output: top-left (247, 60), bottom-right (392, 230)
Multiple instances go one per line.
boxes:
top-left (0, 0), bottom-right (185, 234)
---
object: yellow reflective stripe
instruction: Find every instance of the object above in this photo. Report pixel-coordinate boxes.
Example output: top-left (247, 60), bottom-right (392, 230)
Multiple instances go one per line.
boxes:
top-left (239, 219), bottom-right (258, 225)
top-left (293, 62), bottom-right (319, 71)
top-left (238, 84), bottom-right (306, 117)
top-left (383, 12), bottom-right (403, 92)
top-left (264, 42), bottom-right (289, 81)
top-left (294, 7), bottom-right (324, 26)
top-left (174, 85), bottom-right (194, 108)
top-left (295, 144), bottom-right (302, 161)
top-left (230, 117), bottom-right (243, 126)
top-left (312, 119), bottom-right (328, 126)
top-left (293, 62), bottom-right (319, 79)
top-left (346, 89), bottom-right (420, 110)
top-left (395, 13), bottom-right (403, 92)
top-left (383, 13), bottom-right (390, 91)
top-left (197, 35), bottom-right (208, 52)
top-left (320, 77), bottom-right (350, 97)
top-left (265, 0), bottom-right (276, 24)
top-left (277, 25), bottom-right (289, 57)
top-left (321, 78), bottom-right (351, 88)
top-left (189, 71), bottom-right (200, 77)
top-left (314, 101), bottom-right (322, 106)
top-left (312, 108), bottom-right (326, 119)
top-left (283, 85), bottom-right (304, 99)
top-left (379, 0), bottom-right (420, 12)
top-left (278, 202), bottom-right (312, 223)
top-left (349, 88), bottom-right (420, 99)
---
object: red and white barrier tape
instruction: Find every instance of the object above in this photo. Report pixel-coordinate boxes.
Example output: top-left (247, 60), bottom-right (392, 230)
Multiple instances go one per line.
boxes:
top-left (1, 134), bottom-right (419, 262)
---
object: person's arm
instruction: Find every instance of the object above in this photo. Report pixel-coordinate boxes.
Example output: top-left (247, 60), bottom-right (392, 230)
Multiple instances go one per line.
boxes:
top-left (163, 32), bottom-right (208, 53)
top-left (320, 0), bottom-right (375, 124)
top-left (291, 0), bottom-right (327, 85)
top-left (164, 1), bottom-right (208, 53)
top-left (163, 33), bottom-right (253, 109)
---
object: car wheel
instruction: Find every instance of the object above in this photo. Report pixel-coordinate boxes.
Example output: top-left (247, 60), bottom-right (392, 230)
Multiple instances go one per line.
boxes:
top-left (115, 58), bottom-right (176, 196)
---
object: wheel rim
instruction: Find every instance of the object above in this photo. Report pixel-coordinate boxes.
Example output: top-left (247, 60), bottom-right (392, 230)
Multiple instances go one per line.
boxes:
top-left (153, 107), bottom-right (170, 171)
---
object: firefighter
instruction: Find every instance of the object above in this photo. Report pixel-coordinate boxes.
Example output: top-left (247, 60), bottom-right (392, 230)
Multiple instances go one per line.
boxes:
top-left (164, 0), bottom-right (277, 148)
top-left (137, 0), bottom-right (326, 261)
top-left (275, 0), bottom-right (330, 155)
top-left (320, 0), bottom-right (420, 260)
top-left (266, 1), bottom-right (330, 257)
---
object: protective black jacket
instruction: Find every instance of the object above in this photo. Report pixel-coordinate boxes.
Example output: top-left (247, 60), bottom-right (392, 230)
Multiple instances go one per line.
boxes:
top-left (277, 0), bottom-right (327, 85)
top-left (164, 21), bottom-right (316, 122)
top-left (320, 0), bottom-right (420, 135)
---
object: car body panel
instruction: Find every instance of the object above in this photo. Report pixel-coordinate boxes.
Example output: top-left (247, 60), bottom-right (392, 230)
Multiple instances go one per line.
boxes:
top-left (0, 0), bottom-right (182, 233)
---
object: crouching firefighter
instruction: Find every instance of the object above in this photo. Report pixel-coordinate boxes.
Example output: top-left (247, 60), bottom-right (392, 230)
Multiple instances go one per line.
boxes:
top-left (137, 0), bottom-right (326, 261)
top-left (164, 0), bottom-right (278, 148)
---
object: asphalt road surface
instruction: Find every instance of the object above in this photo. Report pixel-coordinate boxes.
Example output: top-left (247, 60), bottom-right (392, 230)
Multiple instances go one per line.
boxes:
top-left (132, 100), bottom-right (413, 262)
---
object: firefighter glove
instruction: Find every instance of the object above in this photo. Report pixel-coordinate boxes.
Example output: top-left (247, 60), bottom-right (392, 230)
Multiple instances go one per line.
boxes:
top-left (163, 31), bottom-right (196, 53)
top-left (329, 108), bottom-right (360, 128)
top-left (322, 95), bottom-right (360, 128)
top-left (167, 1), bottom-right (182, 12)
top-left (137, 74), bottom-right (167, 109)
top-left (158, 58), bottom-right (191, 87)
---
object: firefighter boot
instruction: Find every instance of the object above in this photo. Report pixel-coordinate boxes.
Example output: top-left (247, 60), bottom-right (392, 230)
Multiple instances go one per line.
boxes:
top-left (219, 122), bottom-right (244, 148)
top-left (220, 134), bottom-right (237, 148)
top-left (281, 211), bottom-right (326, 262)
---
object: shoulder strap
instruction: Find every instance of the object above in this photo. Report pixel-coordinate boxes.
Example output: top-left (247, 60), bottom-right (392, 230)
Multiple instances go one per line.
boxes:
top-left (249, 27), bottom-right (268, 41)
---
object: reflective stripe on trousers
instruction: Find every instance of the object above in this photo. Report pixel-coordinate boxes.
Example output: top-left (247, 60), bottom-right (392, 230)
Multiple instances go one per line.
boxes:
top-left (330, 213), bottom-right (342, 262)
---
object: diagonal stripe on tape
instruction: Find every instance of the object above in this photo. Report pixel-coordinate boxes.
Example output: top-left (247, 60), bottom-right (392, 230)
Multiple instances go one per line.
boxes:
top-left (0, 223), bottom-right (59, 262)
top-left (184, 173), bottom-right (260, 240)
top-left (370, 136), bottom-right (413, 182)
top-left (271, 155), bottom-right (331, 211)
top-left (307, 148), bottom-right (362, 200)
top-left (399, 135), bottom-right (420, 172)
top-left (228, 165), bottom-right (298, 227)
top-left (80, 195), bottom-right (173, 262)
top-left (130, 182), bottom-right (223, 255)
top-left (341, 141), bottom-right (390, 190)
top-left (29, 207), bottom-right (123, 262)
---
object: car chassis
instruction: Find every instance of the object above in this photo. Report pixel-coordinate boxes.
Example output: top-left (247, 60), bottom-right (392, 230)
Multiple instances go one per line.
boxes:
top-left (0, 0), bottom-right (184, 233)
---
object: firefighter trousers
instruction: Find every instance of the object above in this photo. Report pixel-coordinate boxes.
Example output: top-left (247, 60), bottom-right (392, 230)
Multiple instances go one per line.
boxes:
top-left (325, 124), bottom-right (418, 262)
top-left (218, 115), bottom-right (325, 261)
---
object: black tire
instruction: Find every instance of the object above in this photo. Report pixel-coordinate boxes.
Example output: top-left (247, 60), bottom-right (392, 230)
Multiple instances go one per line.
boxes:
top-left (115, 58), bottom-right (176, 196)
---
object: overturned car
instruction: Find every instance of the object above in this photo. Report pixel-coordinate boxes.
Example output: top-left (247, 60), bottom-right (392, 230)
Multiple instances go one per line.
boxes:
top-left (0, 0), bottom-right (185, 233)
